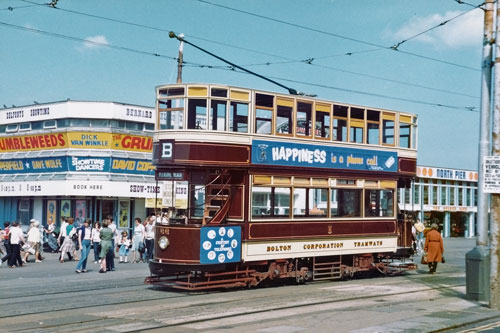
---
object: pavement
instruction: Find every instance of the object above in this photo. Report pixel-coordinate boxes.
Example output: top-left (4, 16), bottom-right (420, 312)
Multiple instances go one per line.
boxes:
top-left (2, 238), bottom-right (500, 333)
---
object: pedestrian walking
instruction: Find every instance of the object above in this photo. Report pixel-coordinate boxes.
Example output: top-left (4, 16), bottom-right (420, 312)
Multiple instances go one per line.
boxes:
top-left (75, 219), bottom-right (92, 273)
top-left (91, 222), bottom-right (101, 263)
top-left (99, 219), bottom-right (113, 273)
top-left (424, 223), bottom-right (444, 274)
top-left (59, 217), bottom-right (76, 263)
top-left (144, 216), bottom-right (155, 262)
top-left (107, 215), bottom-right (117, 271)
top-left (131, 218), bottom-right (145, 263)
top-left (0, 222), bottom-right (11, 267)
top-left (118, 230), bottom-right (130, 263)
top-left (8, 221), bottom-right (24, 268)
top-left (414, 218), bottom-right (425, 254)
top-left (23, 220), bottom-right (42, 263)
top-left (44, 218), bottom-right (58, 253)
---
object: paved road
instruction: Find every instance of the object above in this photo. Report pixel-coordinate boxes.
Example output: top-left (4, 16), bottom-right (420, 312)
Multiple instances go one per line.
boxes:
top-left (1, 238), bottom-right (499, 332)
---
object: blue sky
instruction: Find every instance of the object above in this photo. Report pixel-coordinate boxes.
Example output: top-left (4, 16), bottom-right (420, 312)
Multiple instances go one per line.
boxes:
top-left (0, 0), bottom-right (486, 170)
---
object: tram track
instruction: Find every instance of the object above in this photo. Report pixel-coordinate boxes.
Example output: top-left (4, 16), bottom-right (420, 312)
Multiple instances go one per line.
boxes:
top-left (6, 280), bottom-right (466, 332)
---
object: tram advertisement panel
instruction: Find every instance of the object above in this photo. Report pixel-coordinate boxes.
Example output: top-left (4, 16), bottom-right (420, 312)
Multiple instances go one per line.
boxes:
top-left (251, 139), bottom-right (398, 172)
top-left (200, 226), bottom-right (241, 264)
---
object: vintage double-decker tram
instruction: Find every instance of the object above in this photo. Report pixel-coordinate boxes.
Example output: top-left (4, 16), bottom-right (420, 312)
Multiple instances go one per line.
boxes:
top-left (147, 83), bottom-right (417, 290)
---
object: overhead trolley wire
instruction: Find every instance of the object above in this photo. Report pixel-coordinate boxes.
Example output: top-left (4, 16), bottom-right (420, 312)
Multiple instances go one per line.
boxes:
top-left (13, 0), bottom-right (478, 98)
top-left (195, 0), bottom-right (480, 72)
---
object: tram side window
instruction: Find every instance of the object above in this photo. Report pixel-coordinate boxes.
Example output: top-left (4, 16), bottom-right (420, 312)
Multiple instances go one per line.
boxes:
top-left (210, 100), bottom-right (227, 131)
top-left (331, 188), bottom-right (361, 217)
top-left (187, 99), bottom-right (207, 130)
top-left (276, 105), bottom-right (293, 135)
top-left (230, 102), bottom-right (248, 132)
top-left (367, 110), bottom-right (380, 145)
top-left (349, 107), bottom-right (365, 144)
top-left (399, 120), bottom-right (411, 148)
top-left (190, 185), bottom-right (205, 218)
top-left (159, 98), bottom-right (184, 130)
top-left (365, 189), bottom-right (394, 217)
top-left (296, 102), bottom-right (312, 137)
top-left (333, 105), bottom-right (348, 142)
top-left (315, 107), bottom-right (330, 139)
top-left (294, 188), bottom-right (328, 217)
top-left (382, 113), bottom-right (395, 145)
top-left (255, 108), bottom-right (272, 134)
top-left (251, 187), bottom-right (290, 218)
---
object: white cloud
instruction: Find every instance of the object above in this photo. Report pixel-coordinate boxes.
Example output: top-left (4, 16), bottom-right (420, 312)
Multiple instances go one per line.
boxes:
top-left (82, 35), bottom-right (109, 49)
top-left (389, 9), bottom-right (483, 49)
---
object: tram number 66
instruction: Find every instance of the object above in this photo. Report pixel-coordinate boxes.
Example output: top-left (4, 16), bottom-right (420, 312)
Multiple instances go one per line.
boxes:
top-left (161, 141), bottom-right (173, 159)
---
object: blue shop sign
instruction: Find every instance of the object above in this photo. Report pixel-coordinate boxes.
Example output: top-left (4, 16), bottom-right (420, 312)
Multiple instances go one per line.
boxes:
top-left (111, 158), bottom-right (155, 175)
top-left (251, 139), bottom-right (398, 172)
top-left (68, 156), bottom-right (110, 172)
top-left (0, 157), bottom-right (67, 174)
top-left (200, 226), bottom-right (241, 264)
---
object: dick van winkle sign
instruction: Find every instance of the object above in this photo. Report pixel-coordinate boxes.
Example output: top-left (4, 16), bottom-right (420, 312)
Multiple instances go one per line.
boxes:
top-left (484, 156), bottom-right (500, 193)
top-left (0, 180), bottom-right (162, 197)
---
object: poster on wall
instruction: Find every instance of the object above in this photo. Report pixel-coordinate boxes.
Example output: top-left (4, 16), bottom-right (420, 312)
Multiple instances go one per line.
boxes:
top-left (119, 201), bottom-right (129, 229)
top-left (162, 181), bottom-right (173, 208)
top-left (175, 182), bottom-right (189, 209)
top-left (75, 200), bottom-right (86, 227)
top-left (47, 200), bottom-right (56, 224)
top-left (60, 200), bottom-right (71, 220)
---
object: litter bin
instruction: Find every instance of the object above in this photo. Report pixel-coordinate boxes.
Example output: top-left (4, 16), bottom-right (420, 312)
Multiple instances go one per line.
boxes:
top-left (465, 245), bottom-right (490, 302)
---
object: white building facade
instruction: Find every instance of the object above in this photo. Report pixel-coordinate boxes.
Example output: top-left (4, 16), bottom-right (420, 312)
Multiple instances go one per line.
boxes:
top-left (0, 101), bottom-right (162, 232)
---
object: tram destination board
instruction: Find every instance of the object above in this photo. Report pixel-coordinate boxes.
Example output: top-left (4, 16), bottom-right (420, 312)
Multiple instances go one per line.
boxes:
top-left (483, 156), bottom-right (500, 193)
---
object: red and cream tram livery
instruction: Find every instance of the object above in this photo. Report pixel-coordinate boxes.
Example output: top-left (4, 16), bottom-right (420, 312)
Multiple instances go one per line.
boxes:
top-left (147, 83), bottom-right (417, 290)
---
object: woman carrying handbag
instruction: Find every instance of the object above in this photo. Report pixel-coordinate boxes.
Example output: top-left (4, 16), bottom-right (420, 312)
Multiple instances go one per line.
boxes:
top-left (424, 223), bottom-right (444, 274)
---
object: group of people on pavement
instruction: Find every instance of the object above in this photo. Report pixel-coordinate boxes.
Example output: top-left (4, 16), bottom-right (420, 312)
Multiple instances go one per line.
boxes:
top-left (413, 218), bottom-right (445, 274)
top-left (0, 213), bottom-right (158, 273)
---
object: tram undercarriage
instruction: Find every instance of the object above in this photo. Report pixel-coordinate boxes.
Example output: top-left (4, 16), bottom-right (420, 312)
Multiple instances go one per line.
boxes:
top-left (145, 252), bottom-right (417, 291)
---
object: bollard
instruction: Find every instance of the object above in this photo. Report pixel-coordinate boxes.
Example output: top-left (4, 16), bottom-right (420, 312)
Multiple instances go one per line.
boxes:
top-left (465, 245), bottom-right (490, 302)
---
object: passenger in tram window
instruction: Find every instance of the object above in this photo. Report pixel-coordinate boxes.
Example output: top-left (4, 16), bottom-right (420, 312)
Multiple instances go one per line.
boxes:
top-left (424, 223), bottom-right (444, 274)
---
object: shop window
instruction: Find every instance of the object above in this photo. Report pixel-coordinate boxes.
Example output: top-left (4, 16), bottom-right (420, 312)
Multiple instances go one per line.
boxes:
top-left (315, 104), bottom-right (330, 139)
top-left (230, 102), bottom-right (248, 132)
top-left (296, 102), bottom-right (312, 137)
top-left (125, 121), bottom-right (141, 131)
top-left (405, 188), bottom-right (411, 204)
top-left (367, 110), bottom-right (380, 145)
top-left (187, 99), bottom-right (207, 130)
top-left (6, 124), bottom-right (18, 133)
top-left (210, 100), bottom-right (227, 131)
top-left (431, 185), bottom-right (438, 205)
top-left (43, 120), bottom-right (56, 129)
top-left (0, 124), bottom-right (6, 133)
top-left (333, 105), bottom-right (348, 141)
top-left (450, 184), bottom-right (456, 205)
top-left (331, 188), bottom-right (361, 217)
top-left (70, 118), bottom-right (91, 127)
top-left (18, 198), bottom-right (30, 225)
top-left (423, 185), bottom-right (429, 205)
top-left (442, 185), bottom-right (448, 205)
top-left (413, 184), bottom-right (420, 205)
top-left (92, 119), bottom-right (109, 128)
top-left (32, 121), bottom-right (43, 130)
top-left (458, 186), bottom-right (464, 206)
top-left (144, 123), bottom-right (155, 131)
top-left (19, 122), bottom-right (31, 131)
top-left (466, 187), bottom-right (471, 206)
top-left (159, 98), bottom-right (184, 130)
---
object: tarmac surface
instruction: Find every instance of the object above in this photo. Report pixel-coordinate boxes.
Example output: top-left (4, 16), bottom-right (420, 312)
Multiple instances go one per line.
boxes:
top-left (1, 237), bottom-right (500, 332)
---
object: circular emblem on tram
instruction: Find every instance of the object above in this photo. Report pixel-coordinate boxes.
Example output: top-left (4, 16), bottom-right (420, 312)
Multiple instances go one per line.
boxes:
top-left (231, 239), bottom-right (238, 248)
top-left (218, 227), bottom-right (226, 237)
top-left (207, 251), bottom-right (216, 260)
top-left (227, 249), bottom-right (234, 260)
top-left (203, 241), bottom-right (212, 250)
top-left (218, 253), bottom-right (226, 263)
top-left (207, 230), bottom-right (216, 240)
top-left (227, 228), bottom-right (234, 238)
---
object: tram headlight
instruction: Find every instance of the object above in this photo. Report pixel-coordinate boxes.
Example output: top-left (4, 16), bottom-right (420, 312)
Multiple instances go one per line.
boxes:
top-left (158, 236), bottom-right (169, 250)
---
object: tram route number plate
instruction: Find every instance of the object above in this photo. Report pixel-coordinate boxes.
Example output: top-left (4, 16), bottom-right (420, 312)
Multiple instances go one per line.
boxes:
top-left (200, 226), bottom-right (241, 264)
top-left (484, 156), bottom-right (500, 193)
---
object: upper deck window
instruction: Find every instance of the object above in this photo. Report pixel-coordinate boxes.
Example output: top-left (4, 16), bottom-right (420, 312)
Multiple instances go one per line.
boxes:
top-left (211, 88), bottom-right (228, 98)
top-left (367, 110), bottom-right (380, 145)
top-left (159, 87), bottom-right (185, 97)
top-left (315, 103), bottom-right (331, 139)
top-left (349, 107), bottom-right (364, 143)
top-left (399, 115), bottom-right (412, 148)
top-left (382, 112), bottom-right (395, 146)
top-left (230, 102), bottom-right (248, 132)
top-left (276, 98), bottom-right (293, 135)
top-left (187, 99), bottom-right (207, 130)
top-left (333, 105), bottom-right (348, 142)
top-left (296, 102), bottom-right (312, 137)
top-left (255, 93), bottom-right (274, 135)
top-left (210, 100), bottom-right (227, 131)
top-left (159, 98), bottom-right (184, 130)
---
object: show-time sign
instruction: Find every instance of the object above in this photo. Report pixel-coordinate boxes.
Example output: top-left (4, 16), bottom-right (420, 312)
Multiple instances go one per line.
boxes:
top-left (200, 226), bottom-right (241, 264)
top-left (251, 139), bottom-right (398, 172)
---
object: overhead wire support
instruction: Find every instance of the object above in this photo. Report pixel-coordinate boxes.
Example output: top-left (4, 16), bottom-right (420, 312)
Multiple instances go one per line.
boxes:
top-left (169, 31), bottom-right (303, 96)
